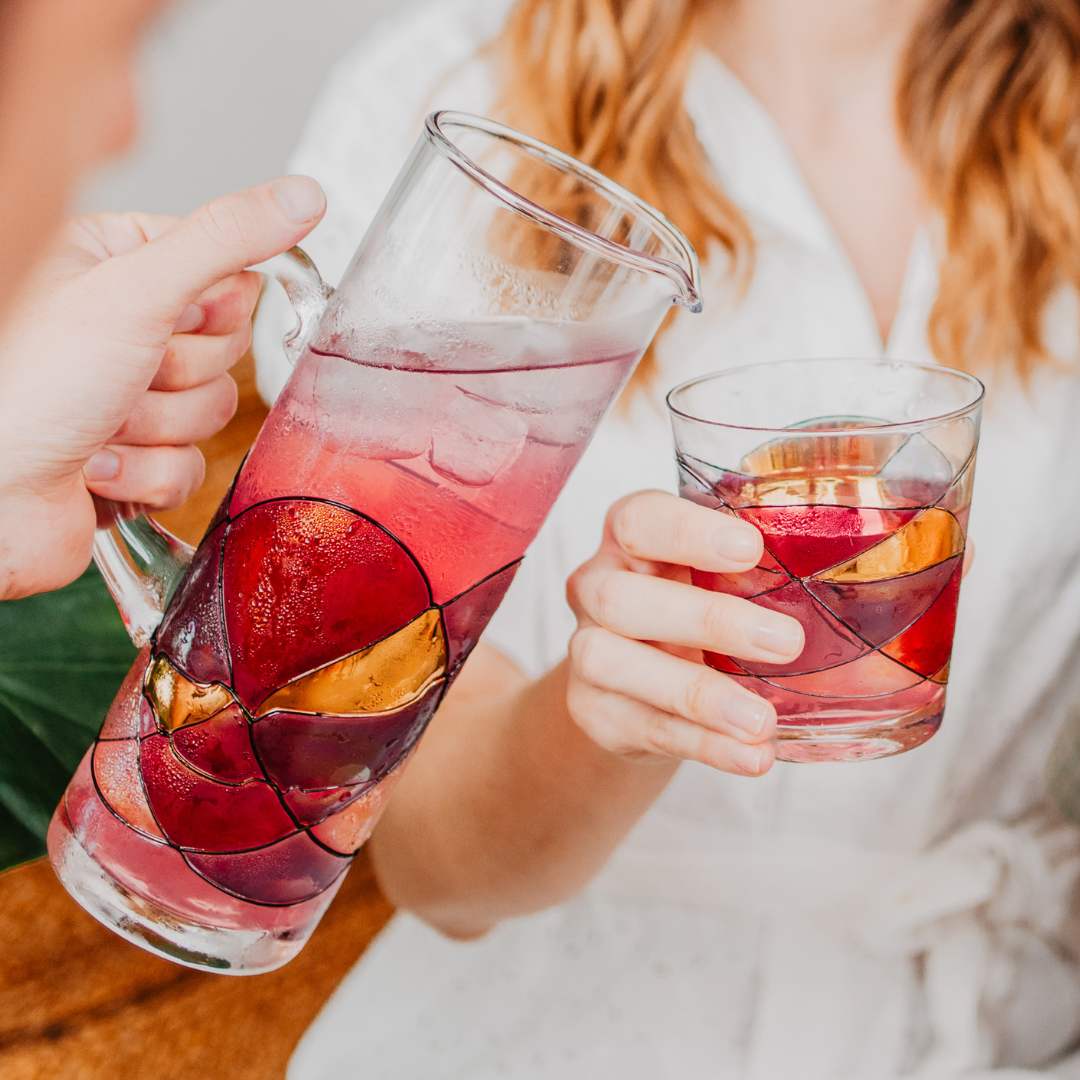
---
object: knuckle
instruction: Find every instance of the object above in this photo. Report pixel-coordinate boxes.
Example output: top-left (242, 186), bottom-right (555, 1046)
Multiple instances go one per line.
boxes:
top-left (565, 565), bottom-right (586, 612)
top-left (642, 710), bottom-right (682, 757)
top-left (198, 197), bottom-right (259, 248)
top-left (159, 344), bottom-right (191, 390)
top-left (680, 670), bottom-right (715, 721)
top-left (701, 595), bottom-right (737, 647)
top-left (670, 510), bottom-right (702, 560)
top-left (609, 498), bottom-right (646, 555)
top-left (154, 449), bottom-right (203, 506)
top-left (232, 321), bottom-right (253, 359)
top-left (211, 375), bottom-right (239, 425)
top-left (568, 627), bottom-right (607, 684)
top-left (589, 573), bottom-right (625, 629)
top-left (119, 393), bottom-right (169, 442)
top-left (564, 676), bottom-right (591, 725)
top-left (564, 678), bottom-right (605, 740)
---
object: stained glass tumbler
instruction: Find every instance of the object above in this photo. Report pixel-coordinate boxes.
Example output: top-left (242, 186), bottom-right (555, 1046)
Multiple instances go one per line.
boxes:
top-left (667, 358), bottom-right (984, 763)
top-left (47, 111), bottom-right (702, 973)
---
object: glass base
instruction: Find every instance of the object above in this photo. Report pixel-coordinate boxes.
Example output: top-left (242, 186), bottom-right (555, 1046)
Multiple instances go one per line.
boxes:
top-left (48, 808), bottom-right (331, 975)
top-left (774, 706), bottom-right (943, 763)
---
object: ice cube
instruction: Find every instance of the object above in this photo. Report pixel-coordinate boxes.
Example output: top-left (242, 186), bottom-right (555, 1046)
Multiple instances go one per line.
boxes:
top-left (313, 352), bottom-right (449, 461)
top-left (428, 392), bottom-right (529, 486)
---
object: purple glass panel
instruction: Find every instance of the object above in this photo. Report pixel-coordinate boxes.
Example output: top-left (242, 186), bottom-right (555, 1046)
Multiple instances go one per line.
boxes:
top-left (252, 679), bottom-right (444, 791)
top-left (184, 831), bottom-right (350, 905)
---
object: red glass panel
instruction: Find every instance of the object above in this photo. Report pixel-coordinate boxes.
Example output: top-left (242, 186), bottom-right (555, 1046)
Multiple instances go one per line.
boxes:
top-left (281, 783), bottom-right (370, 827)
top-left (222, 500), bottom-right (430, 710)
top-left (692, 565), bottom-right (790, 601)
top-left (63, 754), bottom-right (329, 930)
top-left (702, 651), bottom-right (746, 675)
top-left (309, 776), bottom-right (400, 855)
top-left (98, 648), bottom-right (151, 740)
top-left (170, 703), bottom-right (262, 785)
top-left (140, 734), bottom-right (295, 852)
top-left (724, 671), bottom-right (944, 723)
top-left (442, 560), bottom-right (521, 672)
top-left (881, 562), bottom-right (962, 677)
top-left (737, 505), bottom-right (920, 578)
top-left (155, 523), bottom-right (230, 685)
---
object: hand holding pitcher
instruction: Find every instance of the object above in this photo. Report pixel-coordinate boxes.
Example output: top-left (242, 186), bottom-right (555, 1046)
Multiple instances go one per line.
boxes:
top-left (0, 178), bottom-right (326, 601)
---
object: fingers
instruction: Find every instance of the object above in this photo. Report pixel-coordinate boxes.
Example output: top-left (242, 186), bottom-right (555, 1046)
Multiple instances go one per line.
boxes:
top-left (151, 324), bottom-right (252, 391)
top-left (570, 626), bottom-right (775, 741)
top-left (83, 444), bottom-right (207, 510)
top-left (152, 271), bottom-right (259, 389)
top-left (570, 565), bottom-right (803, 663)
top-left (608, 491), bottom-right (762, 571)
top-left (182, 270), bottom-right (263, 338)
top-left (962, 539), bottom-right (975, 578)
top-left (112, 375), bottom-right (238, 445)
top-left (566, 677), bottom-right (774, 777)
top-left (97, 176), bottom-right (325, 331)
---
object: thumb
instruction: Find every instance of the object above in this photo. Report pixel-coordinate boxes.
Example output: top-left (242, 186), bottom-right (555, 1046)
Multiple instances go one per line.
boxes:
top-left (100, 175), bottom-right (326, 326)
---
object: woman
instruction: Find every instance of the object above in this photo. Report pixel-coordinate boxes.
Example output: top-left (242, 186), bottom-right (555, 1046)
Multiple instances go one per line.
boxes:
top-left (261, 0), bottom-right (1080, 1077)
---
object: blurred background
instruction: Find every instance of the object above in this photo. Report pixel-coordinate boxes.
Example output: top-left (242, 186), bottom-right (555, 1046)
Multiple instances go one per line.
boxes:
top-left (78, 0), bottom-right (421, 215)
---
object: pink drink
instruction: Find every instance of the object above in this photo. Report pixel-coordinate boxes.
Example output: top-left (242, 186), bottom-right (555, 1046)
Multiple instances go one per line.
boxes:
top-left (49, 332), bottom-right (638, 969)
top-left (679, 449), bottom-right (971, 762)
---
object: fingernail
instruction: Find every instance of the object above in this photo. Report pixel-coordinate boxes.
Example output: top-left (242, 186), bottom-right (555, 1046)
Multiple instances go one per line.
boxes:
top-left (272, 175), bottom-right (325, 223)
top-left (749, 615), bottom-right (803, 658)
top-left (730, 742), bottom-right (765, 775)
top-left (721, 695), bottom-right (772, 736)
top-left (84, 448), bottom-right (120, 482)
top-left (713, 525), bottom-right (761, 564)
top-left (175, 304), bottom-right (203, 333)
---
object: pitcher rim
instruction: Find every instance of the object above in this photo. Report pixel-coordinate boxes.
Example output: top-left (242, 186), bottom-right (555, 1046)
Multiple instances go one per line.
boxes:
top-left (425, 110), bottom-right (703, 313)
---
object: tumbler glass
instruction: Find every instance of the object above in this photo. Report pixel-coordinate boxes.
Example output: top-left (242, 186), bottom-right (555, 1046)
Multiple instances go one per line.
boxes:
top-left (667, 358), bottom-right (984, 763)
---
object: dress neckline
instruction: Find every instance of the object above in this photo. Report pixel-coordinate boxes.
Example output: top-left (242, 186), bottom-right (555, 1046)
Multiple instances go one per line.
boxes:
top-left (684, 49), bottom-right (928, 356)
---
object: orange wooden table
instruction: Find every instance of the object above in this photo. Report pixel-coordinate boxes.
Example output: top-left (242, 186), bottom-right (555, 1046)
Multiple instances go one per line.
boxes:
top-left (0, 354), bottom-right (393, 1079)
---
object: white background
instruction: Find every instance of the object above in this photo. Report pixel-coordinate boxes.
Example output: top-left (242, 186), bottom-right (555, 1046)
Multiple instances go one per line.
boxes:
top-left (79, 0), bottom-right (421, 216)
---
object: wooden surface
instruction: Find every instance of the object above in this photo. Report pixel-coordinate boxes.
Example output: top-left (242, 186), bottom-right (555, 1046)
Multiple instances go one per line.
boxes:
top-left (0, 353), bottom-right (395, 1078)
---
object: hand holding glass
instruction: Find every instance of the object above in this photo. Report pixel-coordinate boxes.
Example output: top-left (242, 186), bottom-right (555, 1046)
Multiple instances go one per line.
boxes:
top-left (667, 359), bottom-right (983, 763)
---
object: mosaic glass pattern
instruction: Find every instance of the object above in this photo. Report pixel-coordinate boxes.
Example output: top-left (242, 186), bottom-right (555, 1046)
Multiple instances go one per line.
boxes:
top-left (682, 426), bottom-right (976, 762)
top-left (73, 495), bottom-right (521, 909)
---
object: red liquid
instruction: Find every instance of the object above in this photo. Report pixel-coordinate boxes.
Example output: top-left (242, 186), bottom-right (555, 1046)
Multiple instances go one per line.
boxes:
top-left (55, 337), bottom-right (639, 920)
top-left (682, 456), bottom-right (971, 761)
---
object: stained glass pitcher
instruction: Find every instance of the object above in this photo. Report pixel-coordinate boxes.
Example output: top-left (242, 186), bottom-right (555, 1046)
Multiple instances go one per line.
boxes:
top-left (47, 112), bottom-right (701, 973)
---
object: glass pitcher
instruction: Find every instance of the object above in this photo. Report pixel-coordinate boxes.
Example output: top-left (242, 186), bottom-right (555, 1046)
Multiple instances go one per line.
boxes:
top-left (47, 111), bottom-right (701, 974)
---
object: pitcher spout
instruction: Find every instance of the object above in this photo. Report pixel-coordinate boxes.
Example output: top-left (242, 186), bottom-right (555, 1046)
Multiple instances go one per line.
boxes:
top-left (662, 251), bottom-right (703, 314)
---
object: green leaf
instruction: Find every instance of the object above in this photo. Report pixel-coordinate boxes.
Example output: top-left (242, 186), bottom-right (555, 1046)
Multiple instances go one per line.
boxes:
top-left (0, 799), bottom-right (45, 870)
top-left (0, 697), bottom-right (70, 836)
top-left (0, 565), bottom-right (137, 870)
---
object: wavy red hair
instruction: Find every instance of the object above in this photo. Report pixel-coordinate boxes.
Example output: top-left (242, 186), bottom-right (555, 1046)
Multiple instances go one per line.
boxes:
top-left (491, 0), bottom-right (1080, 386)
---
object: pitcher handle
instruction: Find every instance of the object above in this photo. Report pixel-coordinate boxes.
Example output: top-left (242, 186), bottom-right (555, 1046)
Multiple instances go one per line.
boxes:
top-left (92, 246), bottom-right (334, 646)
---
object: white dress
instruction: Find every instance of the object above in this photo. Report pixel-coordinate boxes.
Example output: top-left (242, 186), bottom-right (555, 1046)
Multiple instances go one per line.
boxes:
top-left (253, 3), bottom-right (1080, 1077)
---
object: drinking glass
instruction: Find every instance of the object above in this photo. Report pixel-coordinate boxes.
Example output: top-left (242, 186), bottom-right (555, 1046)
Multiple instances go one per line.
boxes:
top-left (48, 111), bottom-right (701, 973)
top-left (667, 358), bottom-right (984, 763)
